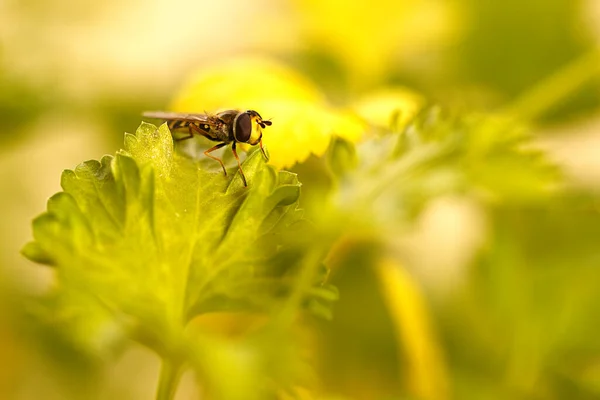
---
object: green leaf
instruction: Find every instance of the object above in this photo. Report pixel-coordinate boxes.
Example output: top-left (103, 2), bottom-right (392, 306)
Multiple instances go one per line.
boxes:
top-left (325, 108), bottom-right (560, 228)
top-left (22, 121), bottom-right (326, 362)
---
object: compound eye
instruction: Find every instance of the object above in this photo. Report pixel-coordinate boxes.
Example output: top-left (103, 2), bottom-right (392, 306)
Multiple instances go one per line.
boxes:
top-left (234, 112), bottom-right (252, 142)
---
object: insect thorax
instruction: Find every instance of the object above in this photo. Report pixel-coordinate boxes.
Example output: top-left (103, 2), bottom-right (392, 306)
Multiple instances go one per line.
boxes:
top-left (193, 115), bottom-right (230, 143)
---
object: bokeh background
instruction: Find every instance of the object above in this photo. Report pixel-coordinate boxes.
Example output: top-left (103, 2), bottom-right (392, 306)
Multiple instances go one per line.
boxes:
top-left (2, 0), bottom-right (600, 399)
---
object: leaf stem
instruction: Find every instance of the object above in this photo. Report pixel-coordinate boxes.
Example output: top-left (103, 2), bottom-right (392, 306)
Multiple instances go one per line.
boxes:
top-left (502, 49), bottom-right (600, 122)
top-left (274, 245), bottom-right (327, 327)
top-left (155, 358), bottom-right (183, 400)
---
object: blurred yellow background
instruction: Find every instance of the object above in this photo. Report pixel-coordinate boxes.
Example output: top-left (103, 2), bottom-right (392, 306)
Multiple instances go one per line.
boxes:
top-left (2, 0), bottom-right (600, 399)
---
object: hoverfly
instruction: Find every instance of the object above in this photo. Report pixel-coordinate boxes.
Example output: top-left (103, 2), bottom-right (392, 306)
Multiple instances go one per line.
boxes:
top-left (142, 110), bottom-right (272, 187)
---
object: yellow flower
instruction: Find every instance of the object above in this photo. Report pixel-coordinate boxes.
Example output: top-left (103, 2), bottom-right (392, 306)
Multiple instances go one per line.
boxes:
top-left (170, 57), bottom-right (365, 169)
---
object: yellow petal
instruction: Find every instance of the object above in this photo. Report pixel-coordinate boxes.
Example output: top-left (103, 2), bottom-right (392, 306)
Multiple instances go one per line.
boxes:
top-left (170, 57), bottom-right (366, 169)
top-left (374, 257), bottom-right (450, 400)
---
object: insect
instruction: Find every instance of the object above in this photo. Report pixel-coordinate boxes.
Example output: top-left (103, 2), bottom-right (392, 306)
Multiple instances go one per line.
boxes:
top-left (142, 110), bottom-right (272, 186)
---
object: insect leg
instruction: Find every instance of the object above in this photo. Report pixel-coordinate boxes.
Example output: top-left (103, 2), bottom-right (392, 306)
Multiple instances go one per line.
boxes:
top-left (259, 138), bottom-right (269, 161)
top-left (175, 130), bottom-right (194, 141)
top-left (204, 143), bottom-right (228, 176)
top-left (231, 142), bottom-right (248, 187)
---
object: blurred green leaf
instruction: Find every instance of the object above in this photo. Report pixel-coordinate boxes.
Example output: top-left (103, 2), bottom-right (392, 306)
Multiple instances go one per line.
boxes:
top-left (326, 136), bottom-right (358, 179)
top-left (324, 109), bottom-right (559, 229)
top-left (309, 108), bottom-right (562, 399)
top-left (436, 192), bottom-right (600, 399)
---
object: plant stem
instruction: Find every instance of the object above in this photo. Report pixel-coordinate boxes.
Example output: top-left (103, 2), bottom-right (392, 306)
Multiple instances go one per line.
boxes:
top-left (156, 358), bottom-right (182, 400)
top-left (503, 50), bottom-right (600, 122)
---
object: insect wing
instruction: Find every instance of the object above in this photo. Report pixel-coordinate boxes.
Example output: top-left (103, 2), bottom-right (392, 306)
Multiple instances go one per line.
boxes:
top-left (142, 111), bottom-right (211, 123)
